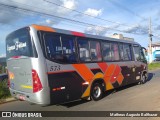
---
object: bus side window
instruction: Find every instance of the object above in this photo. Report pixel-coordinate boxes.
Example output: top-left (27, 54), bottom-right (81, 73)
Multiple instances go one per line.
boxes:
top-left (61, 36), bottom-right (77, 63)
top-left (44, 33), bottom-right (77, 63)
top-left (44, 34), bottom-right (62, 59)
top-left (77, 38), bottom-right (91, 62)
top-left (111, 42), bottom-right (120, 61)
top-left (119, 43), bottom-right (124, 60)
top-left (90, 41), bottom-right (102, 62)
top-left (140, 48), bottom-right (146, 60)
top-left (123, 44), bottom-right (132, 61)
top-left (102, 42), bottom-right (112, 61)
top-left (133, 46), bottom-right (140, 61)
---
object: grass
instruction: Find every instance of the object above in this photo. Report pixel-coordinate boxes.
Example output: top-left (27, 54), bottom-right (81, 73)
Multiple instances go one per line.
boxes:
top-left (148, 62), bottom-right (160, 70)
top-left (0, 79), bottom-right (11, 100)
top-left (0, 65), bottom-right (10, 100)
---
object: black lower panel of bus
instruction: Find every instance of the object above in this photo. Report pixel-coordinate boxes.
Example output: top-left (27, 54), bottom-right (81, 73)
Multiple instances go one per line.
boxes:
top-left (90, 68), bottom-right (103, 75)
top-left (48, 71), bottom-right (86, 104)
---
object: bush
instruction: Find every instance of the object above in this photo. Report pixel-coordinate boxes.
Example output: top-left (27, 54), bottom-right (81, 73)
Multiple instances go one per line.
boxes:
top-left (0, 79), bottom-right (11, 99)
top-left (148, 62), bottom-right (160, 70)
top-left (0, 65), bottom-right (6, 74)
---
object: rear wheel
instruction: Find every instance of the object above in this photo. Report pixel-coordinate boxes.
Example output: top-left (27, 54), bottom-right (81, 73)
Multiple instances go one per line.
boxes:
top-left (91, 83), bottom-right (103, 101)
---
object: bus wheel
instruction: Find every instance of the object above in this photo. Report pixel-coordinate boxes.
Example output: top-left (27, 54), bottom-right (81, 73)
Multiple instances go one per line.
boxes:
top-left (91, 83), bottom-right (103, 101)
top-left (140, 73), bottom-right (147, 84)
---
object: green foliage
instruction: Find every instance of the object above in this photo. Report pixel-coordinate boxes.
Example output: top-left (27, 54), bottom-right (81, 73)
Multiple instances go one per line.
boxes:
top-left (0, 65), bottom-right (6, 74)
top-left (0, 65), bottom-right (10, 100)
top-left (148, 62), bottom-right (160, 70)
top-left (0, 79), bottom-right (11, 99)
top-left (0, 65), bottom-right (2, 74)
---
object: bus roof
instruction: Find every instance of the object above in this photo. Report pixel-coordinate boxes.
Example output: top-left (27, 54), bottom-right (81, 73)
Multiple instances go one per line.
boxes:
top-left (31, 24), bottom-right (140, 45)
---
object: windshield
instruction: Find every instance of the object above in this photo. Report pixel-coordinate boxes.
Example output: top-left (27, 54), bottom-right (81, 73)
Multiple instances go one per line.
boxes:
top-left (6, 27), bottom-right (33, 59)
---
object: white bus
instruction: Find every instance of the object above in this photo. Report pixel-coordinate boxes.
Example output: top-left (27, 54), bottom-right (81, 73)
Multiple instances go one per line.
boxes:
top-left (6, 25), bottom-right (148, 105)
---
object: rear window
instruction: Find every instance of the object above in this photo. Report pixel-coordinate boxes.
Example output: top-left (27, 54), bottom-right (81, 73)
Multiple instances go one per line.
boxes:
top-left (6, 27), bottom-right (33, 59)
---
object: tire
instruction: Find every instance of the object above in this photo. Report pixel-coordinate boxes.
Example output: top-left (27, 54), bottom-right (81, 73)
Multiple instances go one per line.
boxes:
top-left (91, 83), bottom-right (103, 101)
top-left (140, 73), bottom-right (147, 84)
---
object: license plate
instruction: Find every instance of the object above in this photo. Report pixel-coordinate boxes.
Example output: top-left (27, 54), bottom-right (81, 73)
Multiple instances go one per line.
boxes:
top-left (18, 95), bottom-right (25, 101)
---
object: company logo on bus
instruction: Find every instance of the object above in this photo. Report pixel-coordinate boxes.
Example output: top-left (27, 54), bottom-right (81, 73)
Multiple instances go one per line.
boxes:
top-left (7, 40), bottom-right (27, 53)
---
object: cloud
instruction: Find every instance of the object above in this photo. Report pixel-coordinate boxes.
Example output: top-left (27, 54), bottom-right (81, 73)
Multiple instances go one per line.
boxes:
top-left (40, 18), bottom-right (60, 26)
top-left (57, 0), bottom-right (77, 15)
top-left (0, 0), bottom-right (78, 25)
top-left (0, 0), bottom-right (79, 56)
top-left (0, 54), bottom-right (6, 58)
top-left (84, 24), bottom-right (121, 36)
top-left (62, 0), bottom-right (77, 9)
top-left (122, 24), bottom-right (148, 35)
top-left (0, 25), bottom-right (14, 56)
top-left (0, 5), bottom-right (23, 24)
top-left (154, 25), bottom-right (160, 30)
top-left (38, 0), bottom-right (78, 26)
top-left (84, 8), bottom-right (103, 17)
top-left (46, 19), bottom-right (55, 25)
top-left (85, 26), bottom-right (107, 35)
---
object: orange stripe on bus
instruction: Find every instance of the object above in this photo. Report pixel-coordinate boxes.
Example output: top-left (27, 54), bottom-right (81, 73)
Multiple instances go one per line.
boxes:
top-left (71, 63), bottom-right (124, 98)
top-left (93, 73), bottom-right (104, 80)
top-left (104, 64), bottom-right (115, 77)
top-left (117, 74), bottom-right (124, 85)
top-left (114, 65), bottom-right (121, 76)
top-left (110, 65), bottom-right (121, 83)
top-left (97, 63), bottom-right (108, 73)
top-left (32, 24), bottom-right (55, 32)
top-left (72, 64), bottom-right (95, 98)
top-left (104, 76), bottom-right (110, 83)
top-left (106, 82), bottom-right (114, 90)
top-left (72, 64), bottom-right (94, 82)
top-left (82, 85), bottom-right (91, 98)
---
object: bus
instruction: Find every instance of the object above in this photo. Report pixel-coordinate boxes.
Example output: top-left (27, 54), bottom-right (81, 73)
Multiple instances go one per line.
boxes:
top-left (6, 24), bottom-right (148, 105)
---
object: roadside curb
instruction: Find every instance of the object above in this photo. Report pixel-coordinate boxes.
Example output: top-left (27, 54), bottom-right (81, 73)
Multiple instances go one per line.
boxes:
top-left (0, 97), bottom-right (17, 105)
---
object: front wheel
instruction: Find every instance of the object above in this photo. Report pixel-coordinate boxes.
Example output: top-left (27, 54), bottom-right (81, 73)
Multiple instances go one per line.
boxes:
top-left (140, 73), bottom-right (148, 84)
top-left (91, 83), bottom-right (103, 101)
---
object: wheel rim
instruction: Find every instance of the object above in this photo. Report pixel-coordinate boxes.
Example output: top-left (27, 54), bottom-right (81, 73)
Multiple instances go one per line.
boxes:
top-left (142, 75), bottom-right (146, 83)
top-left (93, 86), bottom-right (101, 98)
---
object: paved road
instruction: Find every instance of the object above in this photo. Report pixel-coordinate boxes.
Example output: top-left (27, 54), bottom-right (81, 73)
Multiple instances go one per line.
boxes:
top-left (0, 69), bottom-right (160, 120)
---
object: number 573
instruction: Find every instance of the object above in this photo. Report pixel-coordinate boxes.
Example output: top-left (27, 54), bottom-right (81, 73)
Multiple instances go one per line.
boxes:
top-left (50, 65), bottom-right (61, 71)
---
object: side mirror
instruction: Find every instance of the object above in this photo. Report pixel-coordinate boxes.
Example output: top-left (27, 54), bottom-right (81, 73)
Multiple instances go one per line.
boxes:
top-left (141, 47), bottom-right (148, 64)
top-left (141, 47), bottom-right (148, 56)
top-left (145, 50), bottom-right (148, 56)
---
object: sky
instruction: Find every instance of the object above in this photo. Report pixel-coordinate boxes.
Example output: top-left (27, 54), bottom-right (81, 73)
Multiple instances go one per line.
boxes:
top-left (1, 0), bottom-right (160, 56)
